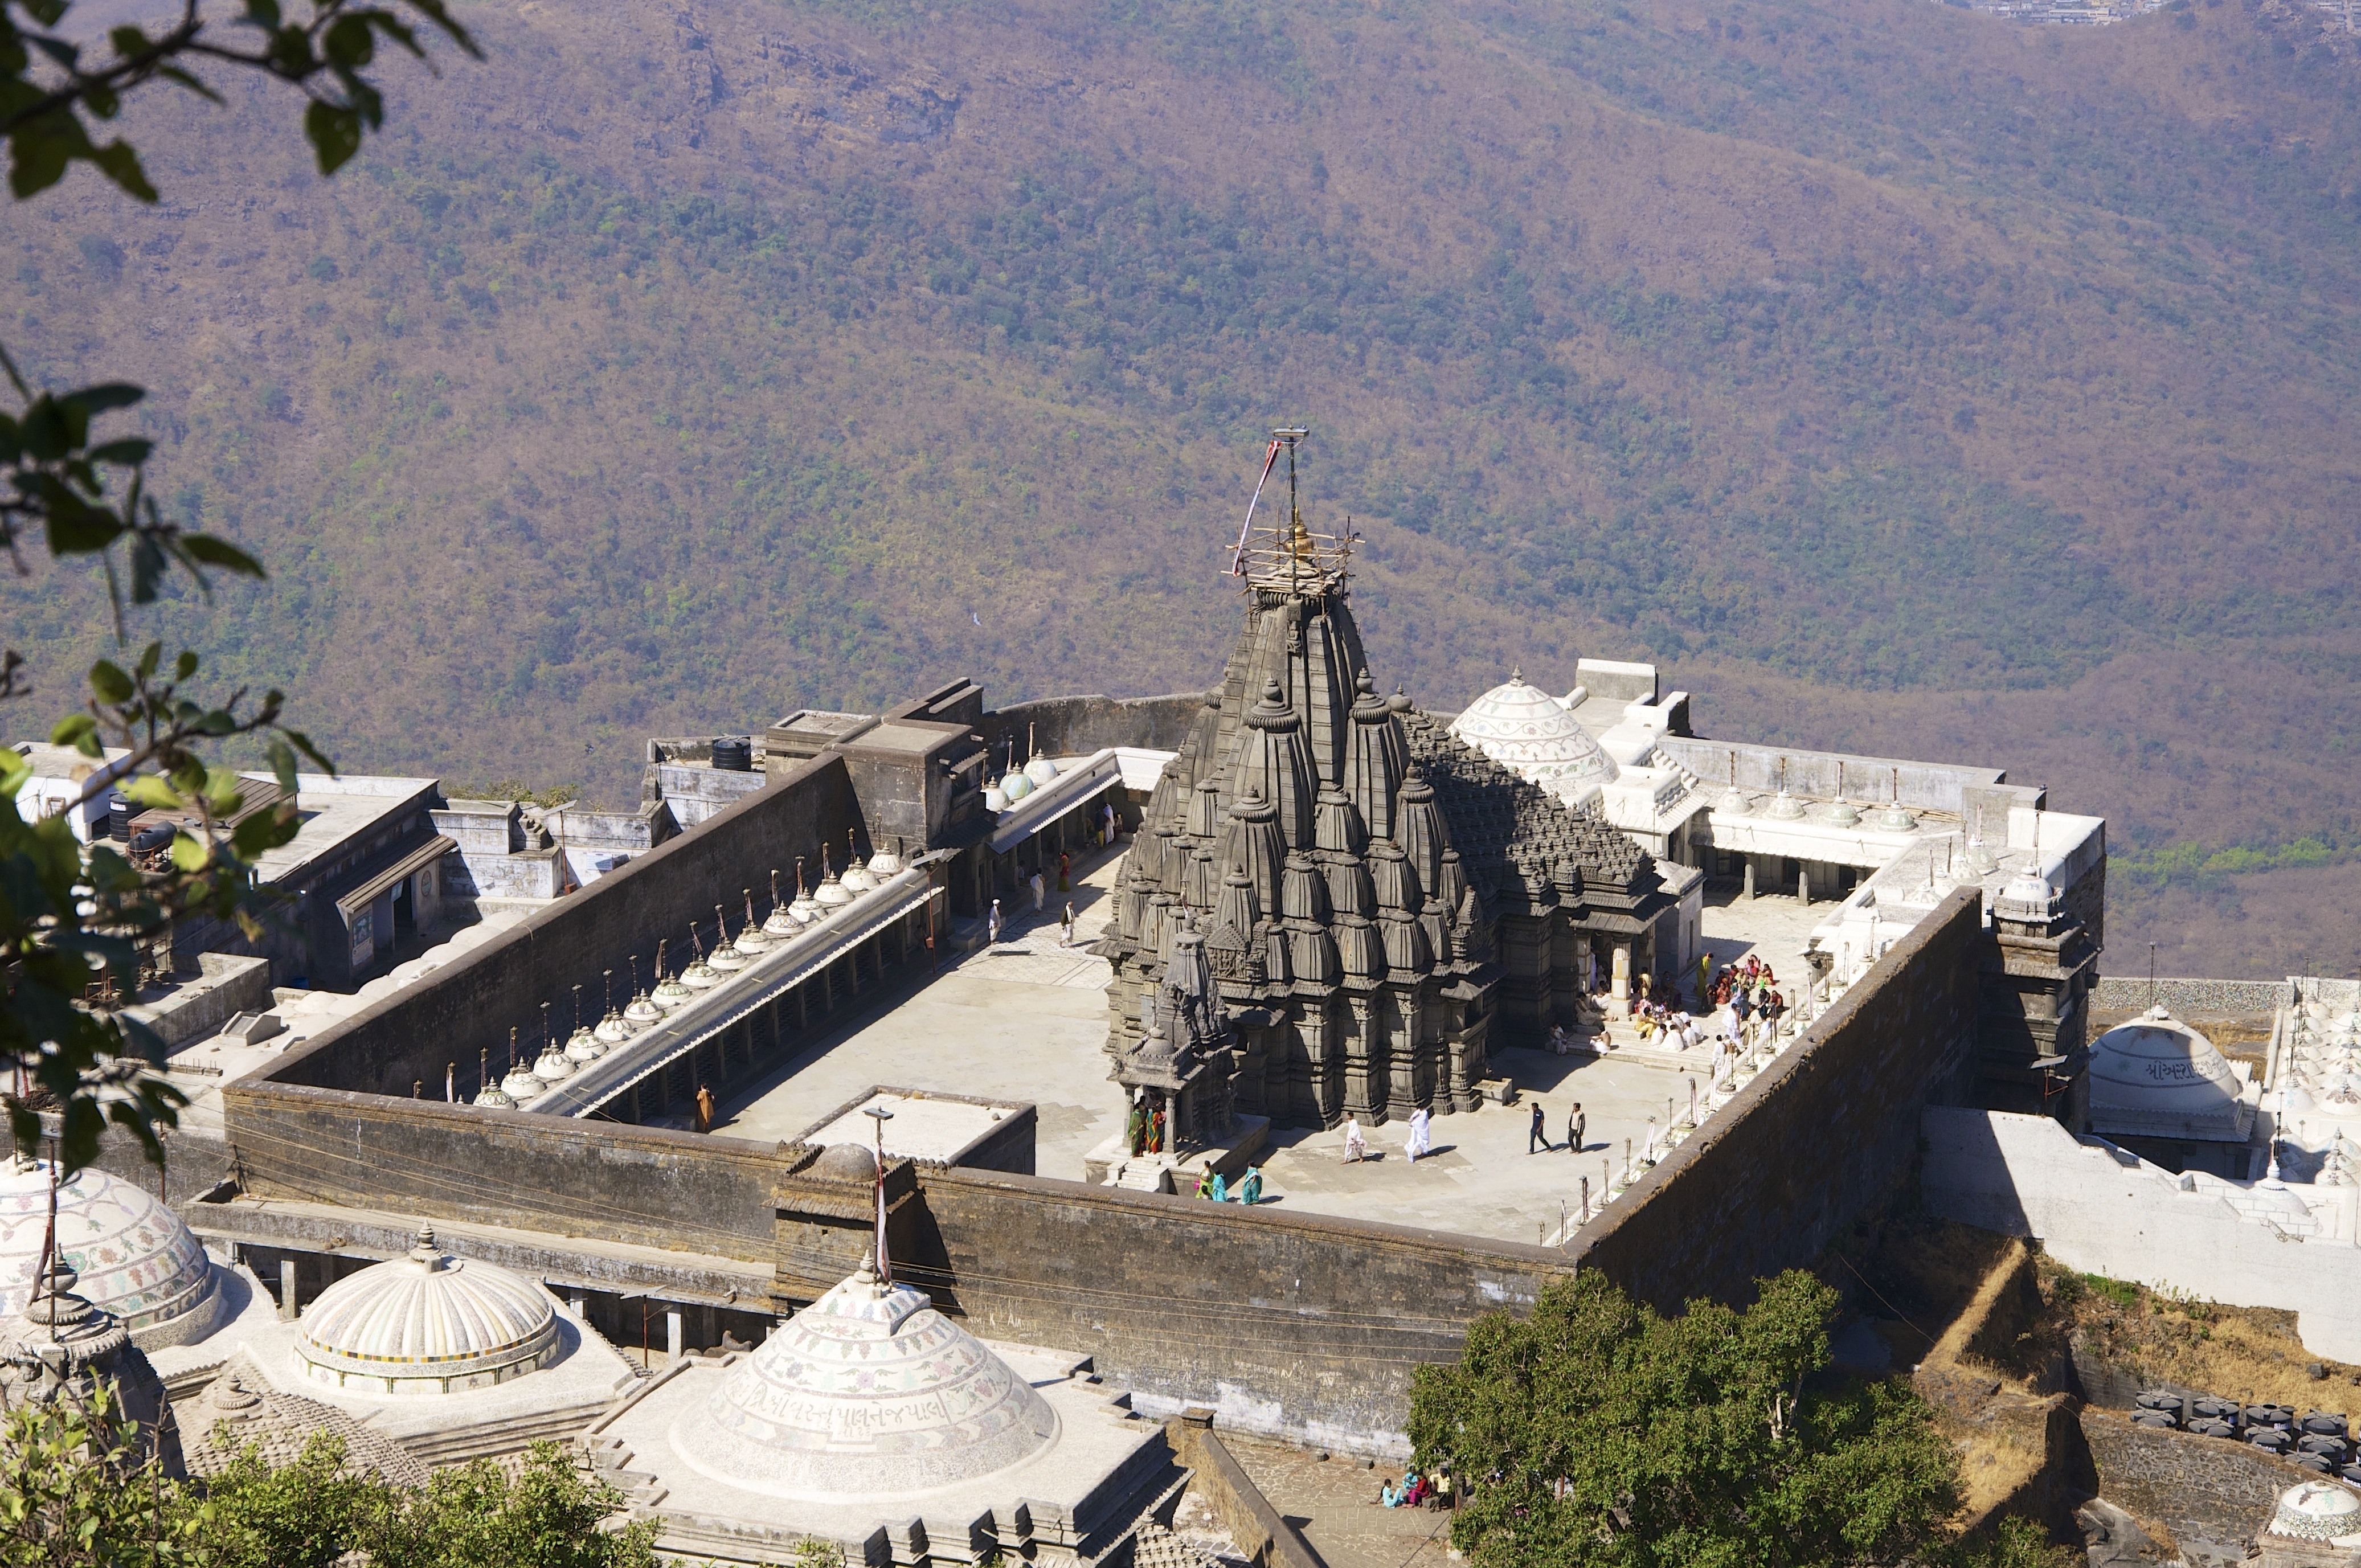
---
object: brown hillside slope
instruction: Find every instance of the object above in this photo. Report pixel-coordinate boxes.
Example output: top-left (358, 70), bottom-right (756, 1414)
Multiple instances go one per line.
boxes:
top-left (5, 0), bottom-right (2356, 973)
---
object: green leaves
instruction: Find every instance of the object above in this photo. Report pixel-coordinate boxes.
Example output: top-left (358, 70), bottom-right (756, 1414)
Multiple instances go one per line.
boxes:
top-left (0, 644), bottom-right (332, 1174)
top-left (3, 0), bottom-right (478, 200)
top-left (0, 1418), bottom-right (663, 1568)
top-left (1409, 1270), bottom-right (1965, 1568)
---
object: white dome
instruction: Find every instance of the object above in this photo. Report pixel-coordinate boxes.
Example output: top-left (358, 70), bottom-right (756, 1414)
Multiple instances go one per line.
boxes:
top-left (0, 1157), bottom-right (218, 1343)
top-left (670, 1256), bottom-right (1057, 1500)
top-left (2270, 1480), bottom-right (2361, 1542)
top-left (2089, 1007), bottom-right (2252, 1143)
top-left (294, 1227), bottom-right (558, 1395)
top-left (1449, 672), bottom-right (1617, 808)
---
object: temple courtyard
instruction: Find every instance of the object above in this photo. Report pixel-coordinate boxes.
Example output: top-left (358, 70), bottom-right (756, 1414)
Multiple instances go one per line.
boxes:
top-left (713, 846), bottom-right (1819, 1249)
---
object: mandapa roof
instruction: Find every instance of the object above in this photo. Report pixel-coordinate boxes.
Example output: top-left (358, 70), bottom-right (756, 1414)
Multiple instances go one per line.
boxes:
top-left (669, 1254), bottom-right (1058, 1501)
top-left (2088, 1007), bottom-right (2253, 1143)
top-left (296, 1227), bottom-right (558, 1391)
top-left (1447, 672), bottom-right (1618, 804)
top-left (1400, 709), bottom-right (1655, 907)
top-left (182, 1354), bottom-right (431, 1487)
top-left (0, 1157), bottom-right (214, 1333)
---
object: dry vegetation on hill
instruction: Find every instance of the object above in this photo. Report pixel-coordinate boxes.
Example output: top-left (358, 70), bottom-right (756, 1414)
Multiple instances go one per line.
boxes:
top-left (6, 0), bottom-right (2357, 971)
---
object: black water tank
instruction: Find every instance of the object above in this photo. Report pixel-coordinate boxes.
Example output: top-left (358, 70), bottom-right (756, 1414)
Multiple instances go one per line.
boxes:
top-left (2297, 1434), bottom-right (2348, 1458)
top-left (2249, 1429), bottom-right (2292, 1454)
top-left (711, 736), bottom-right (754, 773)
top-left (2136, 1390), bottom-right (2180, 1412)
top-left (2302, 1413), bottom-right (2350, 1437)
top-left (107, 794), bottom-right (133, 841)
top-left (2131, 1411), bottom-right (2178, 1430)
top-left (2193, 1397), bottom-right (2240, 1421)
top-left (2343, 1464), bottom-right (2361, 1485)
top-left (2248, 1405), bottom-right (2297, 1429)
top-left (129, 825), bottom-right (173, 854)
top-left (2294, 1454), bottom-right (2337, 1475)
top-left (2188, 1420), bottom-right (2239, 1439)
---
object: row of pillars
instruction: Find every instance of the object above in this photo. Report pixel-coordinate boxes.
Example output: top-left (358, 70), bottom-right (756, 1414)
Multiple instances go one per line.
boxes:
top-left (599, 911), bottom-right (926, 1125)
top-left (1732, 853), bottom-right (1859, 907)
top-left (268, 1248), bottom-right (748, 1368)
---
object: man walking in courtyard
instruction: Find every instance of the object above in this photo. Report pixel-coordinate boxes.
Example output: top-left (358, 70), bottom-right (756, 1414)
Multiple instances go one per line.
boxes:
top-left (1529, 1099), bottom-right (1548, 1154)
top-left (1568, 1101), bottom-right (1585, 1154)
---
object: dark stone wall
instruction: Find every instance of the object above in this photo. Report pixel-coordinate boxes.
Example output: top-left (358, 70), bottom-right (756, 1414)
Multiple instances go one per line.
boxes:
top-left (982, 692), bottom-right (1208, 760)
top-left (221, 1084), bottom-right (796, 1263)
top-left (2077, 1409), bottom-right (2295, 1568)
top-left (262, 756), bottom-right (866, 1101)
top-left (906, 1166), bottom-right (1573, 1448)
top-left (1572, 888), bottom-right (1987, 1312)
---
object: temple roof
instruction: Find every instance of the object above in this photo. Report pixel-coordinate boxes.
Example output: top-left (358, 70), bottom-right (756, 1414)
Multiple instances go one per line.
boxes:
top-left (0, 1157), bottom-right (215, 1336)
top-left (183, 1355), bottom-right (431, 1487)
top-left (295, 1227), bottom-right (560, 1393)
top-left (669, 1255), bottom-right (1059, 1500)
top-left (1398, 710), bottom-right (1656, 910)
top-left (1447, 672), bottom-right (1618, 808)
top-left (2087, 1007), bottom-right (2254, 1143)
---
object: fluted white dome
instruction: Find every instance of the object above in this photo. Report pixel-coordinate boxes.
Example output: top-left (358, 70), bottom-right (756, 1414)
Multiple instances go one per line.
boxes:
top-left (294, 1227), bottom-right (559, 1395)
top-left (2089, 1007), bottom-right (2253, 1143)
top-left (0, 1157), bottom-right (219, 1345)
top-left (670, 1255), bottom-right (1057, 1499)
top-left (1449, 672), bottom-right (1617, 809)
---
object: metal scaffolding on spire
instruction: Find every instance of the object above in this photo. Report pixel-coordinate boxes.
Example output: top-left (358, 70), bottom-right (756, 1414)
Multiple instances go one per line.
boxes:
top-left (1227, 425), bottom-right (1355, 595)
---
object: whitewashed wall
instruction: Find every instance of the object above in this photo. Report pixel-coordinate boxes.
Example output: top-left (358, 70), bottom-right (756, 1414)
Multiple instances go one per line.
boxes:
top-left (1922, 1106), bottom-right (2361, 1363)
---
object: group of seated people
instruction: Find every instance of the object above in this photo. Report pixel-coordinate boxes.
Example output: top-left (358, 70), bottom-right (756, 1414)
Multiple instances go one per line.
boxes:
top-left (1192, 1166), bottom-right (1263, 1204)
top-left (1377, 1466), bottom-right (1453, 1509)
top-left (1545, 953), bottom-right (1803, 1055)
top-left (1711, 955), bottom-right (1789, 1036)
top-left (1631, 998), bottom-right (1699, 1047)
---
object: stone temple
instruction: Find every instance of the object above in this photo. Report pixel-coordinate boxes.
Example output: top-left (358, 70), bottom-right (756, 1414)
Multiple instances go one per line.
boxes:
top-left (1096, 466), bottom-right (1685, 1129)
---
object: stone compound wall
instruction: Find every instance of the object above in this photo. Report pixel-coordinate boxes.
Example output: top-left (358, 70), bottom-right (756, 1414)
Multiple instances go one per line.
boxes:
top-left (220, 1088), bottom-right (790, 1264)
top-left (907, 1166), bottom-right (1572, 1455)
top-left (2077, 1407), bottom-right (2305, 1567)
top-left (1571, 888), bottom-right (1987, 1312)
top-left (1921, 1107), bottom-right (2361, 1362)
top-left (2090, 975), bottom-right (2290, 1018)
top-left (206, 863), bottom-right (2003, 1453)
top-left (982, 691), bottom-right (1206, 759)
top-left (260, 754), bottom-right (866, 1102)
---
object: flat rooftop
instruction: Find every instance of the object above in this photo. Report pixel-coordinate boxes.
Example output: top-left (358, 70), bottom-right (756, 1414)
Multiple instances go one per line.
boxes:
top-left (246, 772), bottom-right (437, 886)
top-left (712, 851), bottom-right (1828, 1249)
top-left (796, 1089), bottom-right (1025, 1163)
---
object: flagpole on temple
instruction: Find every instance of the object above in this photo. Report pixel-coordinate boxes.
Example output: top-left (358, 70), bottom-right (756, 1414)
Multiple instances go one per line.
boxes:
top-left (864, 1103), bottom-right (895, 1284)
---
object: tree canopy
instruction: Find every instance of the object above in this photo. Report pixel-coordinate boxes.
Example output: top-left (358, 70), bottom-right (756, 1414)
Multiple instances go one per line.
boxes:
top-left (0, 1389), bottom-right (661, 1568)
top-left (1408, 1268), bottom-right (1971, 1568)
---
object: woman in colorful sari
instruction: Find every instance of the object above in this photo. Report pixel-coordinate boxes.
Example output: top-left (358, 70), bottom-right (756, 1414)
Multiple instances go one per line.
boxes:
top-left (1235, 1167), bottom-right (1263, 1204)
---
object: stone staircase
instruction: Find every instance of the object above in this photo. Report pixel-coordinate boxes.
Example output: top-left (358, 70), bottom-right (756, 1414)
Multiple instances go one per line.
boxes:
top-left (1103, 1158), bottom-right (1174, 1194)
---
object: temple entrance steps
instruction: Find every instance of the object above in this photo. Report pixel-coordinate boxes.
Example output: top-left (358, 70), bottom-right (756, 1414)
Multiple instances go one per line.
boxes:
top-left (1104, 1158), bottom-right (1176, 1194)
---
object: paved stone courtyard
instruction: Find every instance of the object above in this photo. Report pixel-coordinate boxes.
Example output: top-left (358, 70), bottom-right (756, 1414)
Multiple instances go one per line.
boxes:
top-left (713, 846), bottom-right (1821, 1248)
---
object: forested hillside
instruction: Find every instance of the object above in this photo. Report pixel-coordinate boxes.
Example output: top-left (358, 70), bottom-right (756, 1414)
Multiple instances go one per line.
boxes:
top-left (8, 0), bottom-right (2358, 972)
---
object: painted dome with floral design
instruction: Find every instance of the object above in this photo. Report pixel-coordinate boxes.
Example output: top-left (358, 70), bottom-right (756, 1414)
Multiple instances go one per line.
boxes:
top-left (1448, 671), bottom-right (1617, 808)
top-left (0, 1156), bottom-right (216, 1339)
